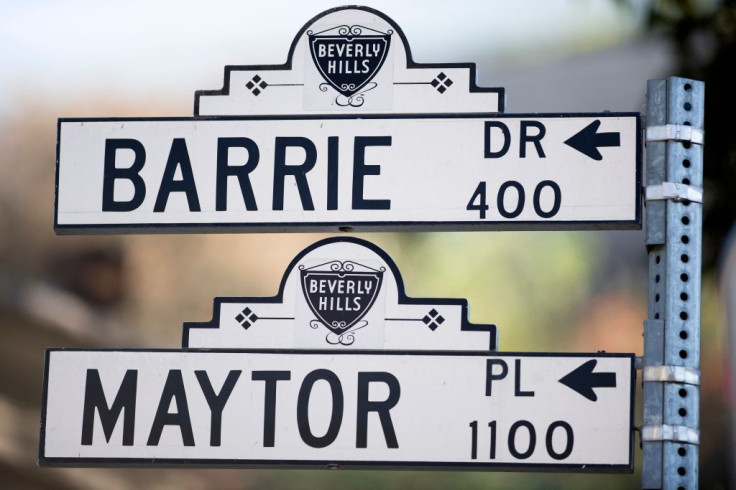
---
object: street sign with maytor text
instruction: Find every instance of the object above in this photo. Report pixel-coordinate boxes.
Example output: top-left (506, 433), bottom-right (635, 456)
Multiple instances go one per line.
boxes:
top-left (40, 349), bottom-right (634, 471)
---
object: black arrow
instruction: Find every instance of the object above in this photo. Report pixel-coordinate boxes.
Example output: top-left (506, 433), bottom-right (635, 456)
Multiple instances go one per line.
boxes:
top-left (559, 359), bottom-right (616, 402)
top-left (564, 120), bottom-right (620, 161)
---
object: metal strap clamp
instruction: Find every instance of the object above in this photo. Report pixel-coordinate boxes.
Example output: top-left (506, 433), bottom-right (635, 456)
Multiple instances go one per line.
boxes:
top-left (641, 425), bottom-right (700, 444)
top-left (643, 365), bottom-right (700, 386)
top-left (646, 124), bottom-right (704, 145)
top-left (645, 182), bottom-right (703, 203)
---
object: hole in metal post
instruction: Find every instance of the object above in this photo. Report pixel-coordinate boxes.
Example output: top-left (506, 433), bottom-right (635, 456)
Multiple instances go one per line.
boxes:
top-left (683, 159), bottom-right (691, 168)
top-left (679, 350), bottom-right (688, 359)
top-left (681, 254), bottom-right (689, 263)
top-left (680, 330), bottom-right (688, 340)
top-left (682, 216), bottom-right (690, 225)
top-left (682, 235), bottom-right (690, 244)
top-left (681, 273), bottom-right (689, 282)
top-left (678, 447), bottom-right (687, 456)
top-left (679, 388), bottom-right (688, 397)
top-left (682, 178), bottom-right (690, 185)
top-left (679, 408), bottom-right (687, 417)
top-left (681, 292), bottom-right (689, 301)
top-left (684, 102), bottom-right (692, 111)
top-left (678, 466), bottom-right (687, 476)
top-left (684, 83), bottom-right (692, 91)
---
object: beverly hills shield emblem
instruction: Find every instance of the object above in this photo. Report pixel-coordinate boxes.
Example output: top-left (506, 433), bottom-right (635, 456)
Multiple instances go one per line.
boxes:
top-left (308, 25), bottom-right (392, 97)
top-left (300, 260), bottom-right (384, 339)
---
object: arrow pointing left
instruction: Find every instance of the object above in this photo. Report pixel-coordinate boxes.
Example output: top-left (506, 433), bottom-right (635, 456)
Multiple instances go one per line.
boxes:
top-left (564, 120), bottom-right (621, 161)
top-left (559, 359), bottom-right (617, 401)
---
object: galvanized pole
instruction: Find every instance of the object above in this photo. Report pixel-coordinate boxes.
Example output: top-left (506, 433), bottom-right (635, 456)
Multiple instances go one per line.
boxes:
top-left (642, 77), bottom-right (704, 489)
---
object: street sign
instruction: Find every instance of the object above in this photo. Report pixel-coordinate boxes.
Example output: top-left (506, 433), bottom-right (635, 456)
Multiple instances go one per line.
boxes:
top-left (40, 237), bottom-right (634, 471)
top-left (54, 6), bottom-right (641, 234)
top-left (40, 349), bottom-right (634, 471)
top-left (44, 3), bottom-right (646, 476)
top-left (55, 114), bottom-right (641, 233)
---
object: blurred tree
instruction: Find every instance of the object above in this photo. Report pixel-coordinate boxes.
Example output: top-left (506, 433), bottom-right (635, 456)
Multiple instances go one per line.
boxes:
top-left (647, 0), bottom-right (736, 269)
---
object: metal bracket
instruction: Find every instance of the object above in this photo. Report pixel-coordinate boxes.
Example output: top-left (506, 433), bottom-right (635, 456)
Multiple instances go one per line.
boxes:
top-left (645, 182), bottom-right (703, 203)
top-left (646, 124), bottom-right (704, 145)
top-left (641, 425), bottom-right (700, 445)
top-left (642, 365), bottom-right (701, 386)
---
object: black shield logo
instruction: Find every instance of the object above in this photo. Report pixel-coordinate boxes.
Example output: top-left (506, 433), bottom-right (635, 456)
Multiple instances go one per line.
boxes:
top-left (300, 260), bottom-right (383, 335)
top-left (309, 25), bottom-right (391, 97)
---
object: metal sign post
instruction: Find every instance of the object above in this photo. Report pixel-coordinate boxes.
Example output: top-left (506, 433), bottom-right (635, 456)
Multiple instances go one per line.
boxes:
top-left (642, 77), bottom-right (704, 489)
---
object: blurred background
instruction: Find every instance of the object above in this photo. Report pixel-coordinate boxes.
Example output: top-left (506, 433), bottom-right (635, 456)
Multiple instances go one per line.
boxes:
top-left (1, 0), bottom-right (734, 488)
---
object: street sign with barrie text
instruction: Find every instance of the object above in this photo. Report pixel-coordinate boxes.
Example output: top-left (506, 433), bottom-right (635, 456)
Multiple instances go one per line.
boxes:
top-left (54, 6), bottom-right (641, 234)
top-left (55, 114), bottom-right (640, 233)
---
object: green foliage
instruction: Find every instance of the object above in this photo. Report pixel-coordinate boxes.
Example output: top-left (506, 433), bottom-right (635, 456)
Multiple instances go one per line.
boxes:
top-left (383, 232), bottom-right (598, 350)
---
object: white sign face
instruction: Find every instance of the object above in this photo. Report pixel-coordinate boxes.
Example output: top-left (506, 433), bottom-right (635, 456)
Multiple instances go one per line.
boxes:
top-left (55, 114), bottom-right (641, 233)
top-left (41, 350), bottom-right (634, 471)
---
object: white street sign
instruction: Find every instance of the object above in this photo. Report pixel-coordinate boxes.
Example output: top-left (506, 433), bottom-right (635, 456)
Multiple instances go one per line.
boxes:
top-left (55, 114), bottom-right (640, 233)
top-left (54, 6), bottom-right (642, 234)
top-left (41, 349), bottom-right (634, 471)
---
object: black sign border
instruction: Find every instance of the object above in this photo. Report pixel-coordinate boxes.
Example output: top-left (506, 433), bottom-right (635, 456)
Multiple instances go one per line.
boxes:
top-left (54, 112), bottom-right (642, 234)
top-left (39, 349), bottom-right (635, 473)
top-left (192, 5), bottom-right (505, 116)
top-left (182, 236), bottom-right (497, 350)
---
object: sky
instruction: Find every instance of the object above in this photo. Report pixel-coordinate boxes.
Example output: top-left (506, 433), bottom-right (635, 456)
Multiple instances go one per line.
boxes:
top-left (0, 0), bottom-right (648, 117)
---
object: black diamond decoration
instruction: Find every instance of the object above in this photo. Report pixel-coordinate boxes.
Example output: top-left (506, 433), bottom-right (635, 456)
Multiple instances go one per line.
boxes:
top-left (423, 308), bottom-right (445, 331)
top-left (430, 75), bottom-right (453, 94)
top-left (246, 76), bottom-right (268, 96)
top-left (236, 307), bottom-right (259, 330)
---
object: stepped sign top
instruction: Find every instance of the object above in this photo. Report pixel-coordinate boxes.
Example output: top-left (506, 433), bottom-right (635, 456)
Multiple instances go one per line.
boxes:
top-left (184, 237), bottom-right (497, 351)
top-left (195, 6), bottom-right (504, 116)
